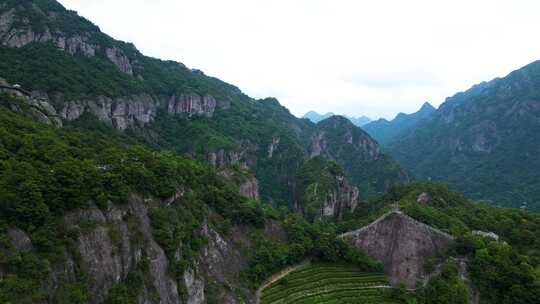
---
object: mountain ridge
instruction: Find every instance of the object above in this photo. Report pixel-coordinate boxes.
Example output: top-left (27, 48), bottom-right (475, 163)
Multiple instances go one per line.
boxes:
top-left (386, 61), bottom-right (540, 210)
top-left (303, 111), bottom-right (372, 126)
top-left (363, 101), bottom-right (436, 145)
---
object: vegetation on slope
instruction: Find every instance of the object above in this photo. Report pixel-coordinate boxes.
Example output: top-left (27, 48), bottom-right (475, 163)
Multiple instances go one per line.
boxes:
top-left (295, 156), bottom-right (347, 221)
top-left (261, 263), bottom-right (395, 304)
top-left (0, 93), bottom-right (380, 303)
top-left (363, 102), bottom-right (435, 146)
top-left (312, 116), bottom-right (407, 199)
top-left (1, 0), bottom-right (408, 208)
top-left (340, 182), bottom-right (540, 304)
top-left (387, 62), bottom-right (540, 210)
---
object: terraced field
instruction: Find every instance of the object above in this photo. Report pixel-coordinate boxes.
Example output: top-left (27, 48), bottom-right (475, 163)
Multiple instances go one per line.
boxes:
top-left (260, 264), bottom-right (397, 304)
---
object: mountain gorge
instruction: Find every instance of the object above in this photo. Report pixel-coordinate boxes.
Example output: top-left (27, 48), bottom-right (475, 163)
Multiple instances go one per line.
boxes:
top-left (1, 1), bottom-right (540, 304)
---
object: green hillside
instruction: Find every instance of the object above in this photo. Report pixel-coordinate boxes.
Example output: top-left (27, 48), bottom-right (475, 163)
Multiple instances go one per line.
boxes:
top-left (386, 62), bottom-right (540, 210)
top-left (261, 263), bottom-right (396, 304)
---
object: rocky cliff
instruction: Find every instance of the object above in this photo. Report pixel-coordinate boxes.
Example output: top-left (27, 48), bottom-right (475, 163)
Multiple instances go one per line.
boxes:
top-left (320, 175), bottom-right (359, 220)
top-left (0, 1), bottom-right (134, 75)
top-left (341, 209), bottom-right (454, 288)
top-left (3, 193), bottom-right (280, 304)
top-left (0, 0), bottom-right (408, 208)
top-left (309, 116), bottom-right (408, 198)
top-left (0, 78), bottom-right (229, 130)
top-left (295, 157), bottom-right (359, 221)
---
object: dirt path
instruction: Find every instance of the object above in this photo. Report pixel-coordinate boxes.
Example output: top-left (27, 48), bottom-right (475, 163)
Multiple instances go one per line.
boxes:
top-left (255, 260), bottom-right (311, 304)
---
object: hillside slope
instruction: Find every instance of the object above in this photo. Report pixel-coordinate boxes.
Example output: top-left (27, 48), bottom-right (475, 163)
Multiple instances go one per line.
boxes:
top-left (0, 0), bottom-right (406, 206)
top-left (386, 63), bottom-right (540, 210)
top-left (0, 91), bottom-right (386, 304)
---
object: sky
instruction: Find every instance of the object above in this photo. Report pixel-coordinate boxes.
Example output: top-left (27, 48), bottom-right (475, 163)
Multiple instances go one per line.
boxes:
top-left (58, 0), bottom-right (540, 120)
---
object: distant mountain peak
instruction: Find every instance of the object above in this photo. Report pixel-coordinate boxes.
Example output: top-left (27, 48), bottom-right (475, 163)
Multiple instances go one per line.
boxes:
top-left (363, 102), bottom-right (436, 145)
top-left (420, 102), bottom-right (435, 111)
top-left (303, 111), bottom-right (371, 126)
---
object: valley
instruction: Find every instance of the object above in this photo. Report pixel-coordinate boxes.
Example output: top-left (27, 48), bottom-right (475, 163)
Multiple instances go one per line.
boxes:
top-left (0, 1), bottom-right (539, 304)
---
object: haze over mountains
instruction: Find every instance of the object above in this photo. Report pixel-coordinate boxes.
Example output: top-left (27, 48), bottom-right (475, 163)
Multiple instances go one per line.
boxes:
top-left (303, 111), bottom-right (372, 126)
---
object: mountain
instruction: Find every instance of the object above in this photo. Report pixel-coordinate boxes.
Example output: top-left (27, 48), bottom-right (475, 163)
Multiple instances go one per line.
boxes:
top-left (347, 115), bottom-right (372, 127)
top-left (303, 111), bottom-right (372, 126)
top-left (363, 102), bottom-right (436, 145)
top-left (303, 111), bottom-right (334, 123)
top-left (0, 2), bottom-right (409, 303)
top-left (0, 0), bottom-right (406, 208)
top-left (309, 116), bottom-right (408, 196)
top-left (386, 62), bottom-right (540, 210)
top-left (339, 182), bottom-right (540, 303)
top-left (2, 1), bottom-right (539, 304)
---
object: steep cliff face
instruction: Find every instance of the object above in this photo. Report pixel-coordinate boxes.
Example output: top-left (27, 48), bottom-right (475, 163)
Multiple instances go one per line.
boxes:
top-left (3, 193), bottom-right (275, 304)
top-left (0, 0), bottom-right (141, 76)
top-left (0, 80), bottom-right (229, 130)
top-left (295, 157), bottom-right (359, 221)
top-left (55, 93), bottom-right (229, 130)
top-left (320, 175), bottom-right (359, 219)
top-left (64, 197), bottom-right (181, 304)
top-left (310, 116), bottom-right (408, 198)
top-left (0, 1), bottom-right (133, 74)
top-left (0, 78), bottom-right (62, 126)
top-left (220, 168), bottom-right (260, 201)
top-left (341, 210), bottom-right (454, 288)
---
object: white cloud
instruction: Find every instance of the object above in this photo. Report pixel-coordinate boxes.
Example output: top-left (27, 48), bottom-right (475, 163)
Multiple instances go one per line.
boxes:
top-left (58, 0), bottom-right (540, 119)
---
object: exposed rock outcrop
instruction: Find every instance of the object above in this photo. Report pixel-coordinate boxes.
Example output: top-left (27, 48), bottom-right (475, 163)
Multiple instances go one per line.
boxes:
top-left (7, 228), bottom-right (33, 252)
top-left (320, 175), bottom-right (359, 220)
top-left (341, 210), bottom-right (454, 288)
top-left (106, 47), bottom-right (134, 75)
top-left (0, 80), bottom-right (62, 127)
top-left (220, 169), bottom-right (260, 200)
top-left (239, 177), bottom-right (260, 201)
top-left (168, 94), bottom-right (219, 117)
top-left (0, 6), bottom-right (131, 74)
top-left (64, 197), bottom-right (181, 304)
top-left (57, 95), bottom-right (160, 130)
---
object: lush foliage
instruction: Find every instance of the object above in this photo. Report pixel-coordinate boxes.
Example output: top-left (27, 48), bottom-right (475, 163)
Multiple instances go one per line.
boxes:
top-left (343, 182), bottom-right (540, 304)
top-left (0, 95), bottom-right (262, 302)
top-left (387, 62), bottom-right (540, 210)
top-left (243, 213), bottom-right (383, 288)
top-left (295, 156), bottom-right (345, 221)
top-left (261, 263), bottom-right (395, 304)
top-left (313, 116), bottom-right (407, 199)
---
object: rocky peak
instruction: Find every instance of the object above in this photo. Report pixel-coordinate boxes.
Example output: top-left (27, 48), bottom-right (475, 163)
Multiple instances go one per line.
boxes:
top-left (311, 116), bottom-right (382, 161)
top-left (295, 157), bottom-right (359, 221)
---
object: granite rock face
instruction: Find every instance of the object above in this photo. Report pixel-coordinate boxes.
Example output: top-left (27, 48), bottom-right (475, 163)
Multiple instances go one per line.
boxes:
top-left (51, 93), bottom-right (229, 130)
top-left (220, 168), bottom-right (260, 200)
top-left (320, 175), bottom-right (359, 220)
top-left (63, 197), bottom-right (181, 304)
top-left (0, 80), bottom-right (63, 127)
top-left (168, 94), bottom-right (220, 117)
top-left (57, 95), bottom-right (160, 130)
top-left (342, 210), bottom-right (454, 288)
top-left (0, 7), bottom-right (132, 74)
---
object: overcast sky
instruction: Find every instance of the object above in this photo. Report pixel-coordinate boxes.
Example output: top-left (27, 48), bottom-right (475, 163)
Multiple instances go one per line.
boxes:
top-left (58, 0), bottom-right (540, 119)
